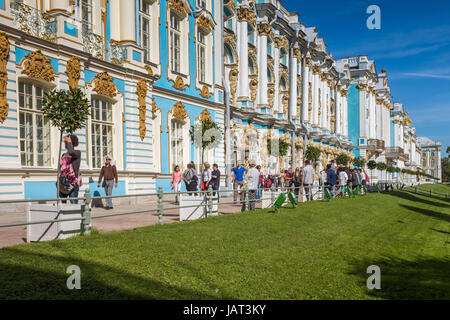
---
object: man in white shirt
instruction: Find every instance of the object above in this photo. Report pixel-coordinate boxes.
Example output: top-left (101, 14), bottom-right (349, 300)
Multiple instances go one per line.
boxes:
top-left (302, 160), bottom-right (315, 201)
top-left (243, 160), bottom-right (259, 211)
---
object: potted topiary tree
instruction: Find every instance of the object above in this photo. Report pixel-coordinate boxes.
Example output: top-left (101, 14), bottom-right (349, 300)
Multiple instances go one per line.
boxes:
top-left (353, 156), bottom-right (366, 169)
top-left (335, 152), bottom-right (350, 167)
top-left (376, 162), bottom-right (387, 182)
top-left (27, 87), bottom-right (91, 243)
top-left (190, 117), bottom-right (223, 173)
top-left (367, 160), bottom-right (377, 184)
top-left (305, 146), bottom-right (321, 169)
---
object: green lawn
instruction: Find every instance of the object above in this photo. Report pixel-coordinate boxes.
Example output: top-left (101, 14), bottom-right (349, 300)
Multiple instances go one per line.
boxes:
top-left (411, 183), bottom-right (450, 195)
top-left (0, 189), bottom-right (449, 300)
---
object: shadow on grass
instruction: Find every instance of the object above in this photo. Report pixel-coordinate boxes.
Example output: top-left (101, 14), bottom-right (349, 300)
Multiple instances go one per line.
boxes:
top-left (0, 247), bottom-right (231, 300)
top-left (348, 256), bottom-right (450, 299)
top-left (399, 204), bottom-right (450, 223)
top-left (430, 228), bottom-right (450, 235)
top-left (388, 191), bottom-right (450, 209)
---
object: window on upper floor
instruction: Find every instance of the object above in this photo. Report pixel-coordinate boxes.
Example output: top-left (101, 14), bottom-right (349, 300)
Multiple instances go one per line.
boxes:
top-left (197, 30), bottom-right (207, 83)
top-left (74, 0), bottom-right (93, 35)
top-left (18, 81), bottom-right (51, 167)
top-left (139, 0), bottom-right (152, 63)
top-left (248, 25), bottom-right (254, 45)
top-left (267, 39), bottom-right (272, 56)
top-left (431, 159), bottom-right (435, 167)
top-left (169, 13), bottom-right (181, 73)
top-left (90, 98), bottom-right (113, 169)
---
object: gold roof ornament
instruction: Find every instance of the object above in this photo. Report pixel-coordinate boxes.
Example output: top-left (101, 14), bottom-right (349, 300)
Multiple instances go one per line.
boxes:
top-left (199, 108), bottom-right (212, 122)
top-left (0, 32), bottom-right (10, 123)
top-left (171, 101), bottom-right (187, 120)
top-left (65, 56), bottom-right (81, 89)
top-left (93, 72), bottom-right (117, 97)
top-left (22, 50), bottom-right (55, 83)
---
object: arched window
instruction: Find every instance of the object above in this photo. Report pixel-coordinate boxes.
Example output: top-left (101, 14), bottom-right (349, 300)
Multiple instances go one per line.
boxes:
top-left (280, 48), bottom-right (287, 66)
top-left (18, 81), bottom-right (51, 167)
top-left (248, 57), bottom-right (255, 74)
top-left (280, 76), bottom-right (287, 90)
top-left (90, 97), bottom-right (113, 168)
top-left (224, 43), bottom-right (234, 64)
top-left (267, 68), bottom-right (272, 83)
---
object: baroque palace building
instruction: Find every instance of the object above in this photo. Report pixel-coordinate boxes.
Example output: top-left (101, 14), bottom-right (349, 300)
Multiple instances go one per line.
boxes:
top-left (0, 0), bottom-right (440, 200)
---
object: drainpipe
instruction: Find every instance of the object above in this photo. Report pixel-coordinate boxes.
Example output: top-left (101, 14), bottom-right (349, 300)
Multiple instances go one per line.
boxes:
top-left (220, 3), bottom-right (232, 190)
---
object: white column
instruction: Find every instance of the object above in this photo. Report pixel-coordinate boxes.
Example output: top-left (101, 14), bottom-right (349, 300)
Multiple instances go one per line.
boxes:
top-left (120, 0), bottom-right (136, 42)
top-left (336, 87), bottom-right (341, 135)
top-left (289, 48), bottom-right (298, 118)
top-left (321, 78), bottom-right (326, 128)
top-left (110, 0), bottom-right (120, 40)
top-left (273, 45), bottom-right (280, 112)
top-left (258, 27), bottom-right (268, 106)
top-left (343, 93), bottom-right (348, 137)
top-left (312, 72), bottom-right (319, 126)
top-left (301, 58), bottom-right (310, 123)
top-left (237, 16), bottom-right (249, 100)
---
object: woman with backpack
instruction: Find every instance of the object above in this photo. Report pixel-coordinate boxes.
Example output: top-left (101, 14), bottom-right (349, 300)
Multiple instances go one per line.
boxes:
top-left (293, 167), bottom-right (302, 198)
top-left (59, 135), bottom-right (81, 204)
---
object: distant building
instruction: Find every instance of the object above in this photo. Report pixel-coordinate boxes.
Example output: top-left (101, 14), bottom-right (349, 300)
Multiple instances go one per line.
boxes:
top-left (417, 137), bottom-right (442, 182)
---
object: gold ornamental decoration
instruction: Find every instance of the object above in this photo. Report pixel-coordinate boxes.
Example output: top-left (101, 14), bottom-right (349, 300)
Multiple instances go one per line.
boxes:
top-left (199, 108), bottom-right (212, 122)
top-left (199, 85), bottom-right (211, 99)
top-left (308, 82), bottom-right (312, 121)
top-left (340, 88), bottom-right (348, 97)
top-left (151, 97), bottom-right (160, 119)
top-left (65, 56), bottom-right (81, 89)
top-left (357, 83), bottom-right (367, 91)
top-left (237, 7), bottom-right (256, 27)
top-left (0, 32), bottom-right (10, 123)
top-left (282, 94), bottom-right (289, 114)
top-left (229, 67), bottom-right (239, 105)
top-left (93, 72), bottom-right (117, 97)
top-left (136, 79), bottom-right (147, 141)
top-left (312, 65), bottom-right (321, 75)
top-left (197, 15), bottom-right (213, 34)
top-left (305, 57), bottom-right (312, 68)
top-left (249, 75), bottom-right (258, 105)
top-left (293, 48), bottom-right (301, 60)
top-left (257, 23), bottom-right (271, 36)
top-left (145, 65), bottom-right (154, 77)
top-left (22, 50), bottom-right (55, 82)
top-left (168, 0), bottom-right (187, 18)
top-left (171, 101), bottom-right (187, 120)
top-left (172, 75), bottom-right (186, 91)
top-left (267, 83), bottom-right (275, 108)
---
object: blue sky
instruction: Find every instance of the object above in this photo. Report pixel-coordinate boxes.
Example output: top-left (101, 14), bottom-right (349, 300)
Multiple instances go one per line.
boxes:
top-left (283, 0), bottom-right (450, 155)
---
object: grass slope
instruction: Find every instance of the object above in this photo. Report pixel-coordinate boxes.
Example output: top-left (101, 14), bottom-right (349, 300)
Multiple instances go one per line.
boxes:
top-left (0, 190), bottom-right (449, 300)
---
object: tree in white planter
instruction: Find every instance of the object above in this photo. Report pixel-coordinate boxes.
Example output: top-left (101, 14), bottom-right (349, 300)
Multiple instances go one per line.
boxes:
top-left (42, 87), bottom-right (91, 201)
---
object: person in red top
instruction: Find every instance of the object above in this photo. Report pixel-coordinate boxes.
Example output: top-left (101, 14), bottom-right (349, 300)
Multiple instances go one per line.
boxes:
top-left (171, 165), bottom-right (183, 204)
top-left (285, 168), bottom-right (293, 188)
top-left (256, 165), bottom-right (264, 199)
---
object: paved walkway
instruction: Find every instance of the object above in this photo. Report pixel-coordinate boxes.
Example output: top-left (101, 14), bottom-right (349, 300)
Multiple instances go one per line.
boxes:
top-left (0, 194), bottom-right (264, 248)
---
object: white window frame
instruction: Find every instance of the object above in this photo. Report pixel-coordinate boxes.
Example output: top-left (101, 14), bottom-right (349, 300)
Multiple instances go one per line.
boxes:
top-left (197, 30), bottom-right (206, 83)
top-left (139, 0), bottom-right (151, 63)
top-left (74, 0), bottom-right (93, 35)
top-left (18, 81), bottom-right (51, 168)
top-left (90, 97), bottom-right (114, 169)
top-left (169, 12), bottom-right (181, 73)
top-left (170, 119), bottom-right (184, 170)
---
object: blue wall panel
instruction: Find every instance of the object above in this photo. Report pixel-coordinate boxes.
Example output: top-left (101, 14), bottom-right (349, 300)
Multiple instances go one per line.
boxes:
top-left (347, 84), bottom-right (360, 148)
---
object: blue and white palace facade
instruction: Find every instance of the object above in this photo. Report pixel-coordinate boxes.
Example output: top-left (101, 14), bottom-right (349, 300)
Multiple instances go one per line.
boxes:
top-left (0, 0), bottom-right (439, 200)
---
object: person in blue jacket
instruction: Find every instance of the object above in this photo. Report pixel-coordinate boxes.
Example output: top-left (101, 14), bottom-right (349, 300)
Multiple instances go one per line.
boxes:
top-left (326, 164), bottom-right (337, 198)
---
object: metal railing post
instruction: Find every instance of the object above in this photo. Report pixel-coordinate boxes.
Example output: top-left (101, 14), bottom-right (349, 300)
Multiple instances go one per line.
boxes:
top-left (82, 188), bottom-right (91, 235)
top-left (207, 185), bottom-right (213, 217)
top-left (157, 186), bottom-right (163, 225)
top-left (271, 183), bottom-right (275, 205)
top-left (244, 186), bottom-right (249, 211)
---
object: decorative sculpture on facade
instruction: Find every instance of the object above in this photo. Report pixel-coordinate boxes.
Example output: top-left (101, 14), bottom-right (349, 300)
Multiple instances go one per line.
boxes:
top-left (172, 75), bottom-right (186, 91)
top-left (199, 108), bottom-right (212, 122)
top-left (199, 85), bottom-right (211, 99)
top-left (171, 101), bottom-right (188, 120)
top-left (22, 50), bottom-right (55, 82)
top-left (229, 67), bottom-right (239, 105)
top-left (93, 72), bottom-right (117, 97)
top-left (136, 79), bottom-right (148, 141)
top-left (65, 56), bottom-right (81, 89)
top-left (0, 32), bottom-right (9, 123)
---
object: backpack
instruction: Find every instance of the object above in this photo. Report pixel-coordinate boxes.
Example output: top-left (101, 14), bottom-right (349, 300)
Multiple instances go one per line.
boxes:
top-left (265, 177), bottom-right (272, 188)
top-left (58, 156), bottom-right (76, 195)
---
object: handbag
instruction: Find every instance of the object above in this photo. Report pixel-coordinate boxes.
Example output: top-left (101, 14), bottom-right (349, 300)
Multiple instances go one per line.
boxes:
top-left (58, 175), bottom-right (74, 195)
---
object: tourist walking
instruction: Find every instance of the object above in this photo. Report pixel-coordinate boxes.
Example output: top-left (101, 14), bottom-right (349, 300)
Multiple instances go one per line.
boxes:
top-left (326, 164), bottom-right (337, 197)
top-left (302, 160), bottom-right (315, 201)
top-left (211, 164), bottom-right (221, 201)
top-left (201, 162), bottom-right (212, 191)
top-left (293, 167), bottom-right (302, 198)
top-left (242, 160), bottom-right (259, 211)
top-left (97, 155), bottom-right (118, 210)
top-left (232, 162), bottom-right (246, 203)
top-left (330, 160), bottom-right (337, 172)
top-left (171, 165), bottom-right (182, 204)
top-left (183, 163), bottom-right (198, 195)
top-left (59, 135), bottom-right (81, 204)
top-left (351, 168), bottom-right (360, 192)
top-left (256, 165), bottom-right (264, 200)
top-left (337, 167), bottom-right (348, 195)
